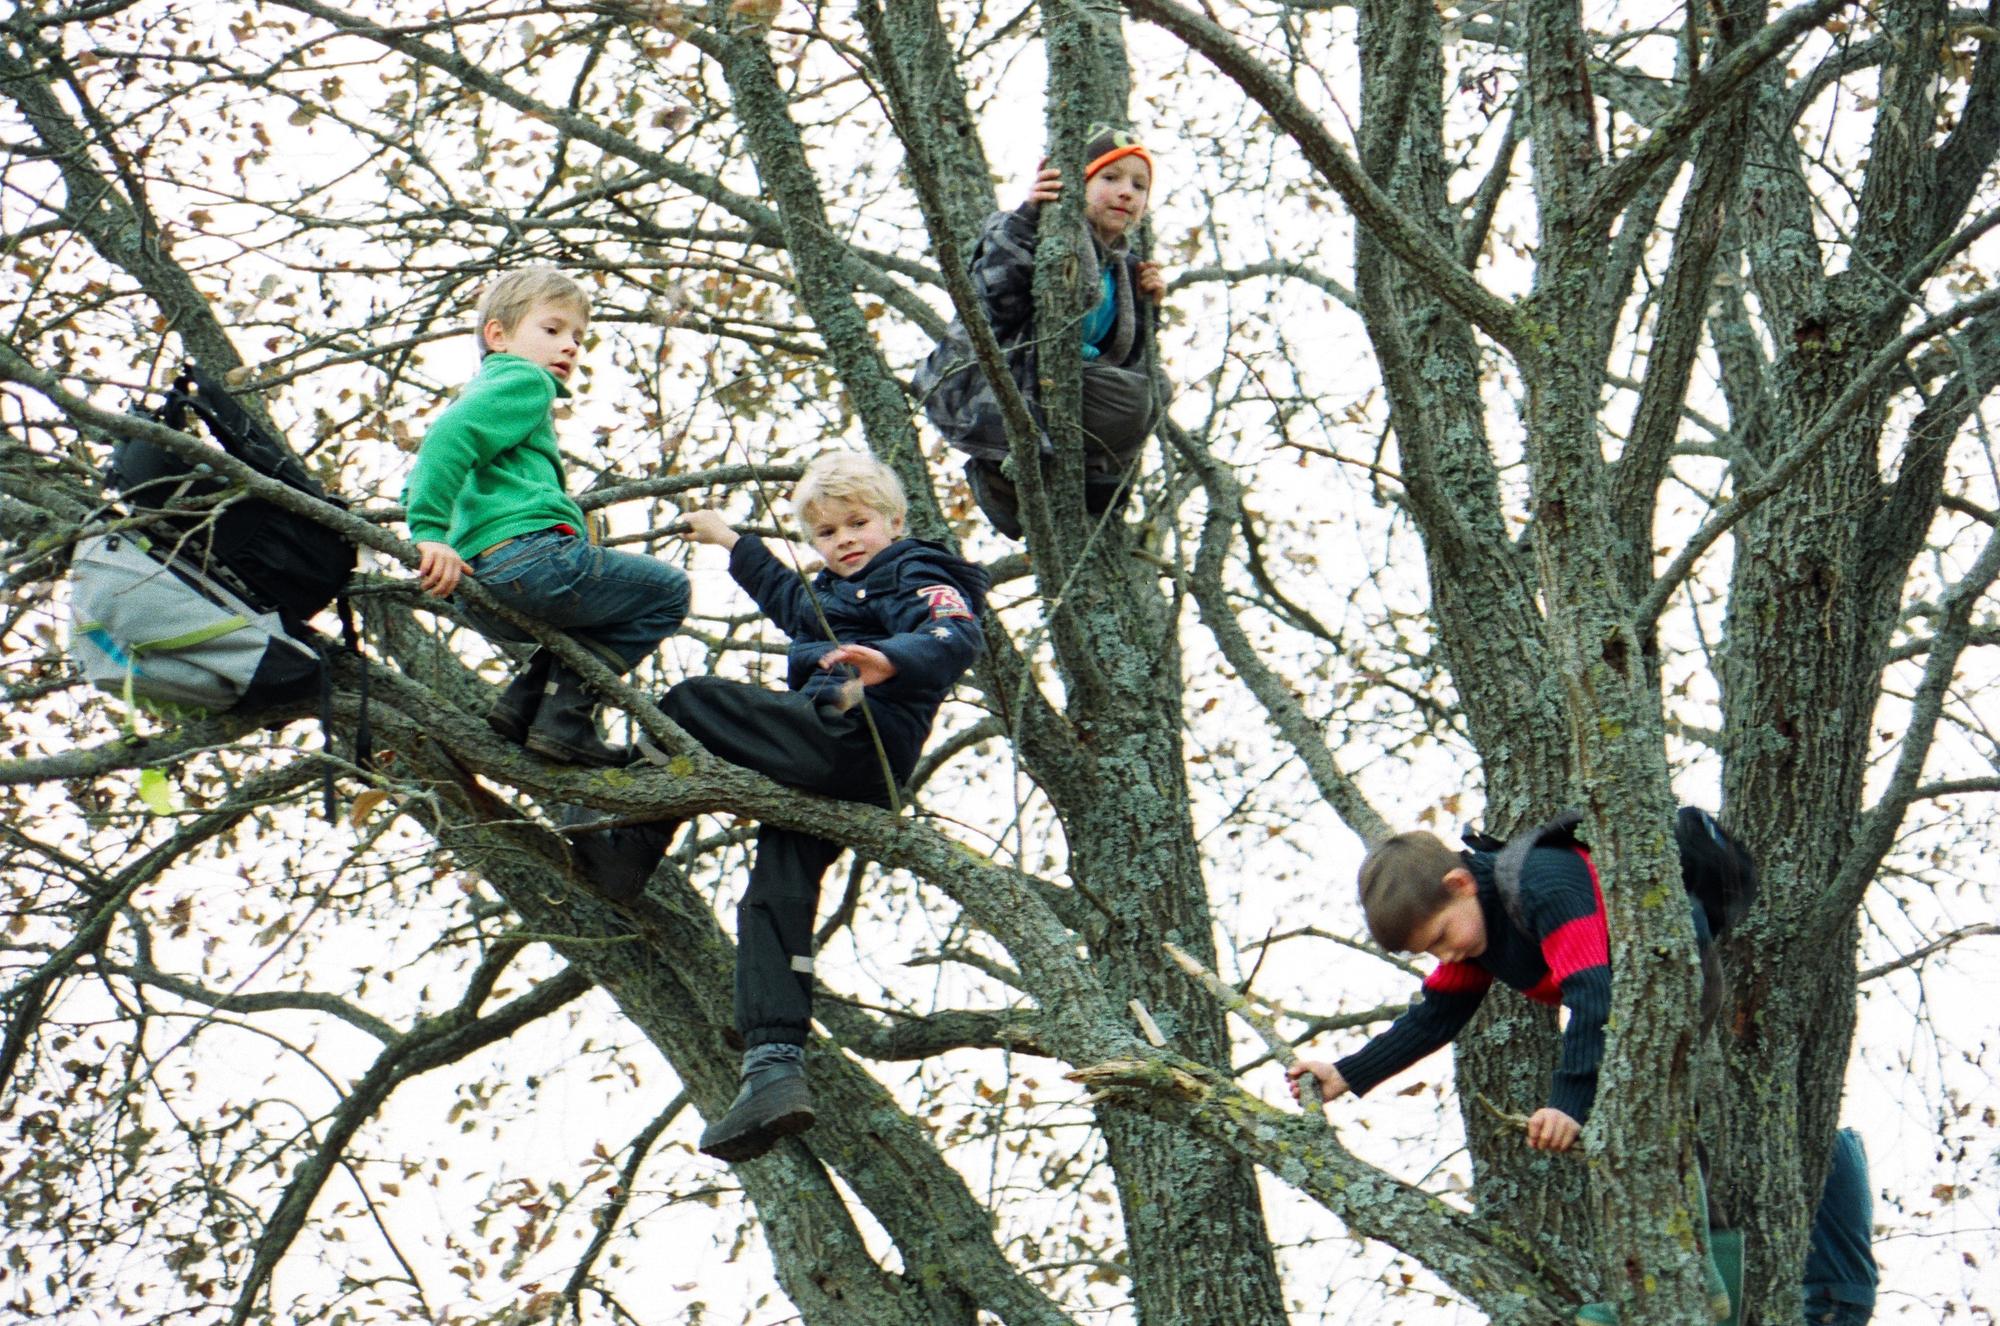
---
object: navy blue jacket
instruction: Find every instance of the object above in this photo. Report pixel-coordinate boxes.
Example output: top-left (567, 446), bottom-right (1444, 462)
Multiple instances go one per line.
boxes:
top-left (728, 535), bottom-right (989, 780)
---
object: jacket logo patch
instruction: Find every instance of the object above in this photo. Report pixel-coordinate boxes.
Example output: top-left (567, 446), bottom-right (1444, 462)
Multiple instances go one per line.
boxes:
top-left (916, 584), bottom-right (972, 620)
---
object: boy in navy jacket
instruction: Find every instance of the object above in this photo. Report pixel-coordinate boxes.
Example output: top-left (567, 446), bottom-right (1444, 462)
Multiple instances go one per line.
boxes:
top-left (570, 452), bottom-right (989, 1163)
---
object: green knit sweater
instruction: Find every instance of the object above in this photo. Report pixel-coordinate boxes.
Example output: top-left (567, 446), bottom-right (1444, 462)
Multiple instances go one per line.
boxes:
top-left (401, 353), bottom-right (587, 560)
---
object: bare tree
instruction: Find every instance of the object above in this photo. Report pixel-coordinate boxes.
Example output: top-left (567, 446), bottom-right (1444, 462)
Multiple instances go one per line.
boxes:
top-left (3, 2), bottom-right (1996, 1324)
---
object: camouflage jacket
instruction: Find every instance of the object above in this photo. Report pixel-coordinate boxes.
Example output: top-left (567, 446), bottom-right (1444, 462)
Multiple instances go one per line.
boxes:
top-left (913, 204), bottom-right (1160, 462)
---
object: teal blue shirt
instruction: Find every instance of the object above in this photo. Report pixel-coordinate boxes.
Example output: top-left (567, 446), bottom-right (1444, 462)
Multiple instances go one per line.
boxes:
top-left (1078, 269), bottom-right (1116, 360)
top-left (401, 353), bottom-right (587, 560)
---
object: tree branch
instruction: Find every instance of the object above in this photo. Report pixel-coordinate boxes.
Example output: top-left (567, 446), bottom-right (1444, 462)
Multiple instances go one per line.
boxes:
top-left (264, 0), bottom-right (945, 337)
top-left (1829, 518), bottom-right (2000, 927)
top-left (560, 1093), bottom-right (690, 1319)
top-left (1161, 419), bottom-right (1389, 844)
top-left (1856, 921), bottom-right (2000, 982)
top-left (1066, 1048), bottom-right (1573, 1321)
top-left (1581, 0), bottom-right (1856, 237)
top-left (78, 957), bottom-right (401, 1044)
top-left (1637, 284), bottom-right (2000, 632)
top-left (1121, 0), bottom-right (1535, 357)
top-left (0, 759), bottom-right (323, 1097)
top-left (228, 958), bottom-right (593, 1325)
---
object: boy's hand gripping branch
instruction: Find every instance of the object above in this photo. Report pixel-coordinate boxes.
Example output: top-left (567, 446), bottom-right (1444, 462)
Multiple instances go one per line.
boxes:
top-left (415, 540), bottom-right (472, 597)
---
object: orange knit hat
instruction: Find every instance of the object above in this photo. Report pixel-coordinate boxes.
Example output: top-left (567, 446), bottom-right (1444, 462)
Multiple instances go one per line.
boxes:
top-left (1083, 125), bottom-right (1154, 184)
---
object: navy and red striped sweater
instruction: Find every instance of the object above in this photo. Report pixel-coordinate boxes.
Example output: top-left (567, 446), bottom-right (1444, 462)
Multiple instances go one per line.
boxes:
top-left (1336, 846), bottom-right (1612, 1123)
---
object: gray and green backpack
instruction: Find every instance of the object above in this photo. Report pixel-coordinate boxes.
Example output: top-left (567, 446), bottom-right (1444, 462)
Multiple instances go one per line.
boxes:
top-left (69, 530), bottom-right (323, 717)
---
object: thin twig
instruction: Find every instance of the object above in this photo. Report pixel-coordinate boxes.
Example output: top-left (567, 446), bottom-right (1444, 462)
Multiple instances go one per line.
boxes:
top-left (1162, 940), bottom-right (1325, 1119)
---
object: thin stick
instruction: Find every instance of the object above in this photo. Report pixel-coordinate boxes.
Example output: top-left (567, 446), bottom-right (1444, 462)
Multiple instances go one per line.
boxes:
top-left (1163, 941), bottom-right (1326, 1119)
top-left (1474, 1093), bottom-right (1579, 1157)
top-left (1129, 999), bottom-right (1167, 1047)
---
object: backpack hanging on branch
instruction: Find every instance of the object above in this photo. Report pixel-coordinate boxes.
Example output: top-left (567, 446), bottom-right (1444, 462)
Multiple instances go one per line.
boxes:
top-left (104, 364), bottom-right (355, 625)
top-left (69, 530), bottom-right (324, 716)
top-left (67, 364), bottom-right (369, 813)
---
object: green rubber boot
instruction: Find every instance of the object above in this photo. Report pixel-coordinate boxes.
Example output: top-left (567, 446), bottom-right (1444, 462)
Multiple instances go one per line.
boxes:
top-left (1709, 1227), bottom-right (1744, 1326)
top-left (1573, 1224), bottom-right (1733, 1325)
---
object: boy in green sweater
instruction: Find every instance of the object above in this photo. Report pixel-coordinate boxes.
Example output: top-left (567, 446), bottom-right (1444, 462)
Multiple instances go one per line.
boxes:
top-left (403, 268), bottom-right (690, 764)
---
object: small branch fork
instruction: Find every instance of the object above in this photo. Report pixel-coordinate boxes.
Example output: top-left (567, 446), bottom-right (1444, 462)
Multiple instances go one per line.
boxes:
top-left (1067, 941), bottom-right (1328, 1119)
top-left (1065, 952), bottom-right (1572, 1322)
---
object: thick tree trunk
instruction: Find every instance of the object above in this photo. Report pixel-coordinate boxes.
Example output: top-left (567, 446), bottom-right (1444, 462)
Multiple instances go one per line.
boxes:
top-left (1716, 372), bottom-right (1907, 1320)
top-left (1028, 7), bottom-right (1292, 1318)
top-left (1056, 527), bottom-right (1290, 1325)
top-left (1351, 0), bottom-right (1597, 1279)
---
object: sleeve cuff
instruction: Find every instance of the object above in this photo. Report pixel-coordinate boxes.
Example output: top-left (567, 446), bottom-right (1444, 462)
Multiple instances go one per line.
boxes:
top-left (1548, 1076), bottom-right (1595, 1124)
top-left (1334, 1043), bottom-right (1398, 1099)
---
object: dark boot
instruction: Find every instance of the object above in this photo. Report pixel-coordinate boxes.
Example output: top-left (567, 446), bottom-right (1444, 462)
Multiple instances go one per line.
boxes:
top-left (525, 662), bottom-right (626, 766)
top-left (559, 804), bottom-right (679, 902)
top-left (486, 649), bottom-right (552, 743)
top-left (965, 459), bottom-right (1023, 540)
top-left (698, 1051), bottom-right (815, 1162)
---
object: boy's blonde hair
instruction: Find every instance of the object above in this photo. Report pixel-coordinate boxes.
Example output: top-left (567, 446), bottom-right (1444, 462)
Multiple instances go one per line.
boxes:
top-left (1357, 831), bottom-right (1463, 951)
top-left (793, 451), bottom-right (907, 526)
top-left (475, 267), bottom-right (591, 355)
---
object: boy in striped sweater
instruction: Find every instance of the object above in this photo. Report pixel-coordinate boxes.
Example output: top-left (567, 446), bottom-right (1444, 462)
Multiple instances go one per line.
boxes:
top-left (1288, 828), bottom-right (1617, 1151)
top-left (1290, 824), bottom-right (1734, 1323)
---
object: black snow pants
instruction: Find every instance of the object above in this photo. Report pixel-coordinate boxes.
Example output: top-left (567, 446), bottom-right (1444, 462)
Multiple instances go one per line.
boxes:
top-left (661, 676), bottom-right (897, 1049)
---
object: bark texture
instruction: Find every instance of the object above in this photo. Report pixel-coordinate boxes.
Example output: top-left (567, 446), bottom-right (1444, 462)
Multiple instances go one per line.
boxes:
top-left (4, 2), bottom-right (1996, 1324)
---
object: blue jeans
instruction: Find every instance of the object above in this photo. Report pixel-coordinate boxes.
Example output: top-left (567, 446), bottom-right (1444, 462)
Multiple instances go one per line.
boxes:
top-left (1805, 1298), bottom-right (1872, 1326)
top-left (461, 530), bottom-right (688, 671)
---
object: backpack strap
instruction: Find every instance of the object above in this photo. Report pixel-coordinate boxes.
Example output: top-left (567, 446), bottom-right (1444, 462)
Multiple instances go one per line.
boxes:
top-left (316, 594), bottom-right (372, 821)
top-left (1487, 808), bottom-right (1587, 937)
top-left (1478, 807), bottom-right (1748, 1028)
top-left (155, 371), bottom-right (195, 431)
top-left (340, 594), bottom-right (371, 773)
top-left (180, 364), bottom-right (321, 492)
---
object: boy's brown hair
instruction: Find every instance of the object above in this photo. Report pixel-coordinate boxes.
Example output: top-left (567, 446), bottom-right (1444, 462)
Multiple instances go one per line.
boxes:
top-left (475, 267), bottom-right (591, 356)
top-left (1357, 831), bottom-right (1464, 951)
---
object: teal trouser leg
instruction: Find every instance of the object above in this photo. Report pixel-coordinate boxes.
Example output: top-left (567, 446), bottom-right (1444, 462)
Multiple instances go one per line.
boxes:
top-left (1697, 1167), bottom-right (1734, 1321)
top-left (1575, 1171), bottom-right (1733, 1324)
top-left (1709, 1228), bottom-right (1744, 1326)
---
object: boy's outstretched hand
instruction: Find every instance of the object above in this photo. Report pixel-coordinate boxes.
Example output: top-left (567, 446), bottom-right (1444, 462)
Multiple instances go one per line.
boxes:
top-left (819, 643), bottom-right (897, 686)
top-left (415, 540), bottom-right (471, 597)
top-left (1286, 1060), bottom-right (1349, 1109)
top-left (1526, 1107), bottom-right (1581, 1152)
top-left (679, 507), bottom-right (740, 551)
top-left (1136, 261), bottom-right (1166, 301)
